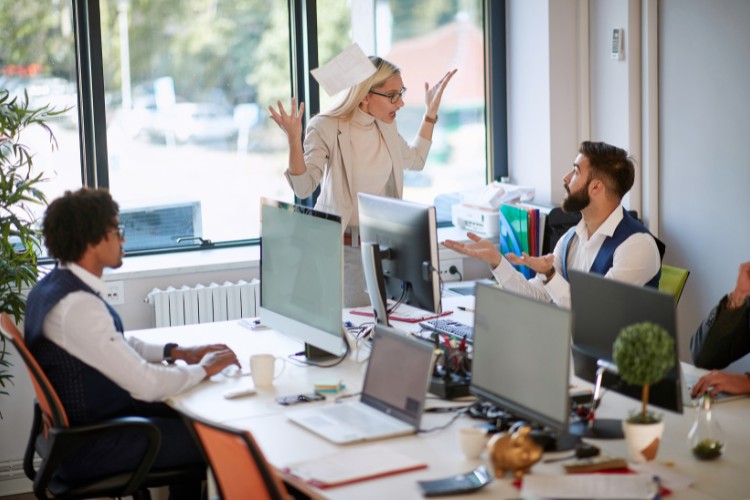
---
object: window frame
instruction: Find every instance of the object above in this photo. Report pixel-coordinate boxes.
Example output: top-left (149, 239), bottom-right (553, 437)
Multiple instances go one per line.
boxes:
top-left (68, 0), bottom-right (506, 256)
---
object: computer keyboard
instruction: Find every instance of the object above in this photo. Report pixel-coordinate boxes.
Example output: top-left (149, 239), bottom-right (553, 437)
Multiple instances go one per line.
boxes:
top-left (419, 318), bottom-right (474, 343)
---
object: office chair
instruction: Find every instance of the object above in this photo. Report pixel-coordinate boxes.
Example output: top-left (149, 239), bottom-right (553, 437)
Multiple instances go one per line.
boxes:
top-left (658, 265), bottom-right (690, 305)
top-left (0, 312), bottom-right (204, 499)
top-left (180, 409), bottom-right (289, 500)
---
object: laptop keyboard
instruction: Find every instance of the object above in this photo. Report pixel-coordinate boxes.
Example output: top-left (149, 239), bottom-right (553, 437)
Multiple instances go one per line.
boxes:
top-left (319, 404), bottom-right (405, 433)
top-left (420, 318), bottom-right (474, 343)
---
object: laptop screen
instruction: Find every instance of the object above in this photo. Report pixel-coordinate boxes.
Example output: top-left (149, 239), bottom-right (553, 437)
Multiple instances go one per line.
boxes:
top-left (360, 324), bottom-right (435, 426)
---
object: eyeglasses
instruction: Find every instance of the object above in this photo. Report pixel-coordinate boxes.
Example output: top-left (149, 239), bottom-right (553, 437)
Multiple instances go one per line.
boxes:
top-left (110, 224), bottom-right (126, 240)
top-left (369, 87), bottom-right (407, 104)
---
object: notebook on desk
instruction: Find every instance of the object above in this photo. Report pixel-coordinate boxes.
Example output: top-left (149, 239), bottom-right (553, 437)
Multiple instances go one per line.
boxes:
top-left (287, 324), bottom-right (435, 444)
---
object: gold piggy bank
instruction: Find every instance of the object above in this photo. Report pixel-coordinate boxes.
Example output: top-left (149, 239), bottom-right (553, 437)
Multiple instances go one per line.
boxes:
top-left (487, 425), bottom-right (543, 479)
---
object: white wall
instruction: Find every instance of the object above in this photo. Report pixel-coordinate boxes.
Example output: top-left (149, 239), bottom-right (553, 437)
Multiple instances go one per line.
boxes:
top-left (506, 0), bottom-right (750, 360)
top-left (658, 0), bottom-right (750, 357)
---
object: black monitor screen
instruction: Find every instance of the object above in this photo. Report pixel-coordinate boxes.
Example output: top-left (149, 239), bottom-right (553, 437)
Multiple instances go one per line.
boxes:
top-left (470, 283), bottom-right (572, 433)
top-left (358, 193), bottom-right (440, 313)
top-left (568, 270), bottom-right (683, 414)
top-left (259, 198), bottom-right (346, 357)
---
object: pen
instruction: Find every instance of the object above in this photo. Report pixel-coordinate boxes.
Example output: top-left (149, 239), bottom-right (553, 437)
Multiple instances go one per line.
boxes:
top-left (457, 306), bottom-right (474, 312)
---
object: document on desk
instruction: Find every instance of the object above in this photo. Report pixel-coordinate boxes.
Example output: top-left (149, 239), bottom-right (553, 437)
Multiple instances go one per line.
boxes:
top-left (282, 444), bottom-right (427, 489)
top-left (520, 473), bottom-right (660, 499)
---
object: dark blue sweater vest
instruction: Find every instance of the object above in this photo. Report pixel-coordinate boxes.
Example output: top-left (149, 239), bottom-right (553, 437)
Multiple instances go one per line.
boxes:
top-left (25, 268), bottom-right (137, 424)
top-left (560, 208), bottom-right (662, 288)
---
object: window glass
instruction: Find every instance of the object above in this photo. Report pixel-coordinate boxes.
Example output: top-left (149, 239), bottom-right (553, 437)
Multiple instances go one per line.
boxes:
top-left (317, 0), bottom-right (487, 217)
top-left (381, 1), bottom-right (486, 209)
top-left (1, 3), bottom-right (81, 254)
top-left (100, 0), bottom-right (292, 251)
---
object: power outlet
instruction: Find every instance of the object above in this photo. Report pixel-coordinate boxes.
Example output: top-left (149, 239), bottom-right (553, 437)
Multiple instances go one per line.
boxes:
top-left (439, 258), bottom-right (464, 282)
top-left (105, 280), bottom-right (125, 305)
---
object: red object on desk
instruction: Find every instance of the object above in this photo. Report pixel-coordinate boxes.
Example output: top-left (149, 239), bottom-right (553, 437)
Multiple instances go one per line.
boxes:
top-left (349, 309), bottom-right (453, 323)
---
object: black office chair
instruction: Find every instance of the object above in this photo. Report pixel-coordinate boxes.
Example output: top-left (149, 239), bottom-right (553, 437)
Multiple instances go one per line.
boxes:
top-left (0, 312), bottom-right (205, 499)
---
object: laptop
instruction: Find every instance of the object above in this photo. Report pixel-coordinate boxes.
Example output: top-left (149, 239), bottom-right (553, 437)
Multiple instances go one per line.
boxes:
top-left (287, 324), bottom-right (435, 444)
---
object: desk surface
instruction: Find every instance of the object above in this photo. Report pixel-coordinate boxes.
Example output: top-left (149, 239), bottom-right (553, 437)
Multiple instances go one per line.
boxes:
top-left (128, 297), bottom-right (750, 500)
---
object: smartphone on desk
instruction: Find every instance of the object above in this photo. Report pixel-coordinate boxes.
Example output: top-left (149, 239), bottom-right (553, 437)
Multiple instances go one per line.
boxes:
top-left (275, 392), bottom-right (325, 406)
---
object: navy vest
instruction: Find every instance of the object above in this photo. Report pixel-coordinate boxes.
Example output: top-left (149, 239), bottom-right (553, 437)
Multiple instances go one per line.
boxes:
top-left (25, 268), bottom-right (137, 424)
top-left (560, 208), bottom-right (663, 288)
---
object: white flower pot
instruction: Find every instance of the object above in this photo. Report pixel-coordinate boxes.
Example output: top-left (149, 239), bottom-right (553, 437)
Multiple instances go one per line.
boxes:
top-left (622, 419), bottom-right (664, 463)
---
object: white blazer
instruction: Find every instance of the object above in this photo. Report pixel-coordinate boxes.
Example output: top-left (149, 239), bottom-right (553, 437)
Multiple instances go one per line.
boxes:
top-left (284, 113), bottom-right (431, 229)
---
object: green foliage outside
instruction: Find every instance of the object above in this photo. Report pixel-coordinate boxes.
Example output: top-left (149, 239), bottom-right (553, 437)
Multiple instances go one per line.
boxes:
top-left (613, 321), bottom-right (675, 423)
top-left (0, 89), bottom-right (61, 416)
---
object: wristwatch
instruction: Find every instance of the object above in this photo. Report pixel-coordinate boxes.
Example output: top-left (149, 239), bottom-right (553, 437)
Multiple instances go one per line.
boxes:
top-left (541, 267), bottom-right (556, 283)
top-left (423, 114), bottom-right (438, 124)
top-left (163, 343), bottom-right (178, 364)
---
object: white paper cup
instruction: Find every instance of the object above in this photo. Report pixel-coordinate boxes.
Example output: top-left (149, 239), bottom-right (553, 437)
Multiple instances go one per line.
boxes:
top-left (249, 354), bottom-right (285, 387)
top-left (458, 426), bottom-right (489, 459)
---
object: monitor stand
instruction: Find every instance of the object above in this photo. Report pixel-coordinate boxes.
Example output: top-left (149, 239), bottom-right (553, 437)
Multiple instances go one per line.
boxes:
top-left (530, 427), bottom-right (581, 452)
top-left (303, 343), bottom-right (337, 361)
top-left (568, 360), bottom-right (624, 439)
top-left (569, 419), bottom-right (624, 440)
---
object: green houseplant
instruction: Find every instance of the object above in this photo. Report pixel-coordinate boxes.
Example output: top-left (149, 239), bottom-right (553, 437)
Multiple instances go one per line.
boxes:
top-left (613, 321), bottom-right (675, 462)
top-left (1, 88), bottom-right (61, 416)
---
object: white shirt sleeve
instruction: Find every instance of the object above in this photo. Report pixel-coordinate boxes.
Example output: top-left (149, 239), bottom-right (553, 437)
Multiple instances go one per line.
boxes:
top-left (43, 291), bottom-right (206, 402)
top-left (490, 258), bottom-right (555, 304)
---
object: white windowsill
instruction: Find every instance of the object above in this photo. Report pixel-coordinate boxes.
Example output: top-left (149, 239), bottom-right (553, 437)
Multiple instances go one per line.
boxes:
top-left (95, 226), bottom-right (471, 282)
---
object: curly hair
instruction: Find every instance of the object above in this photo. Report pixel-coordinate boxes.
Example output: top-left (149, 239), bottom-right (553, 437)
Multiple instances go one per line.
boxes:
top-left (43, 188), bottom-right (119, 263)
top-left (579, 141), bottom-right (635, 200)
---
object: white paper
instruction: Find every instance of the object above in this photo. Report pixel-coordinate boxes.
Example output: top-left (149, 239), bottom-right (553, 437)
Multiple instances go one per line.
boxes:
top-left (310, 43), bottom-right (376, 96)
top-left (520, 473), bottom-right (659, 499)
top-left (630, 462), bottom-right (695, 491)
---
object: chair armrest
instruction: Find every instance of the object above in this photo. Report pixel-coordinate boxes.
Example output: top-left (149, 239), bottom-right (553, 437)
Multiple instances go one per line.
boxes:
top-left (32, 412), bottom-right (162, 499)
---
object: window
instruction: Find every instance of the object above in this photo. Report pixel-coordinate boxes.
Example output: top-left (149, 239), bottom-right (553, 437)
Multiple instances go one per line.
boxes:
top-left (3, 0), bottom-right (501, 254)
top-left (1, 3), bottom-right (82, 233)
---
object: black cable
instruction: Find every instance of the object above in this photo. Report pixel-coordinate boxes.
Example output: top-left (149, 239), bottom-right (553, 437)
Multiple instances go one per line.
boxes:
top-left (418, 406), bottom-right (469, 433)
top-left (449, 265), bottom-right (463, 282)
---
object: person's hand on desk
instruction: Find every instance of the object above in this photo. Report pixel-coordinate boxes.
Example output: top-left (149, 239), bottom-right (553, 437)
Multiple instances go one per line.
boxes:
top-left (173, 344), bottom-right (234, 365)
top-left (199, 349), bottom-right (240, 379)
top-left (691, 370), bottom-right (750, 398)
top-left (443, 232), bottom-right (503, 268)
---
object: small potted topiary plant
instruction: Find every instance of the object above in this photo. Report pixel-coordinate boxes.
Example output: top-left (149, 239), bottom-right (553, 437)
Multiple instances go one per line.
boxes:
top-left (612, 321), bottom-right (675, 463)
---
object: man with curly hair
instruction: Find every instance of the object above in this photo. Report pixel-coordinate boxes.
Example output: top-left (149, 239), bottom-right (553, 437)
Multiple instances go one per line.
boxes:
top-left (25, 187), bottom-right (239, 498)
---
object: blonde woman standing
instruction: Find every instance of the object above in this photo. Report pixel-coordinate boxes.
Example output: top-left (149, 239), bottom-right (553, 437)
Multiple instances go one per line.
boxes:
top-left (269, 57), bottom-right (456, 307)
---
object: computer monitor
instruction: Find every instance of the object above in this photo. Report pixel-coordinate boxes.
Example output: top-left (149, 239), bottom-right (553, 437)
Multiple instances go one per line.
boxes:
top-left (568, 270), bottom-right (683, 438)
top-left (470, 283), bottom-right (579, 451)
top-left (258, 198), bottom-right (347, 359)
top-left (358, 193), bottom-right (441, 316)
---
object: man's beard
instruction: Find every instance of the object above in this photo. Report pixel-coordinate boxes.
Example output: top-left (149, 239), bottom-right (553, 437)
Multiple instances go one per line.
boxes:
top-left (562, 180), bottom-right (591, 213)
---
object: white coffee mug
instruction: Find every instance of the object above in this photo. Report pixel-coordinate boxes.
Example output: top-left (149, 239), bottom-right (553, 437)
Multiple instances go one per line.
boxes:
top-left (249, 354), bottom-right (285, 387)
top-left (458, 426), bottom-right (489, 459)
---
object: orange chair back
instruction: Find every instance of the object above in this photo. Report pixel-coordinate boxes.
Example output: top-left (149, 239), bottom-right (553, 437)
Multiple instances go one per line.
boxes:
top-left (191, 418), bottom-right (287, 500)
top-left (0, 312), bottom-right (69, 434)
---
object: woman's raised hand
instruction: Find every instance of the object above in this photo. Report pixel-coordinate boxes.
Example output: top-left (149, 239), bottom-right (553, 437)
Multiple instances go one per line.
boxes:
top-left (268, 98), bottom-right (305, 142)
top-left (424, 69), bottom-right (458, 117)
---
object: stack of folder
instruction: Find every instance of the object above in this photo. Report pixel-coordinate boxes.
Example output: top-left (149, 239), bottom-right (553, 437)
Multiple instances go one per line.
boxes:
top-left (498, 203), bottom-right (550, 278)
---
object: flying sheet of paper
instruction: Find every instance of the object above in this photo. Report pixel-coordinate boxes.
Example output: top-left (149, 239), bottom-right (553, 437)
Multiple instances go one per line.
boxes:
top-left (310, 43), bottom-right (376, 96)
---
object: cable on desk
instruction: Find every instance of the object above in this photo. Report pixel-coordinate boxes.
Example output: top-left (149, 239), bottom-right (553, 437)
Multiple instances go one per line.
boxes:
top-left (286, 328), bottom-right (352, 368)
top-left (418, 406), bottom-right (469, 433)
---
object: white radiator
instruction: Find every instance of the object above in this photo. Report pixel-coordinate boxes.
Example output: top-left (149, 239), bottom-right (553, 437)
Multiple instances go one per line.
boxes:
top-left (145, 279), bottom-right (260, 327)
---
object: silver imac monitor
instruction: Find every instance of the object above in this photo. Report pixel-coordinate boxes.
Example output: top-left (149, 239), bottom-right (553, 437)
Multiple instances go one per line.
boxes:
top-left (358, 193), bottom-right (441, 315)
top-left (470, 283), bottom-right (579, 451)
top-left (259, 198), bottom-right (346, 359)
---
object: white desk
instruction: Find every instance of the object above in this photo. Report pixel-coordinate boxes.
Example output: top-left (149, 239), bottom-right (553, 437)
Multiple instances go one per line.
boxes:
top-left (128, 298), bottom-right (750, 500)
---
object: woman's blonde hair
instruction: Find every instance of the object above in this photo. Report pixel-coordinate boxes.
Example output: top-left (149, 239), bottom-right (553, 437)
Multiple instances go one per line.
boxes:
top-left (321, 56), bottom-right (400, 120)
